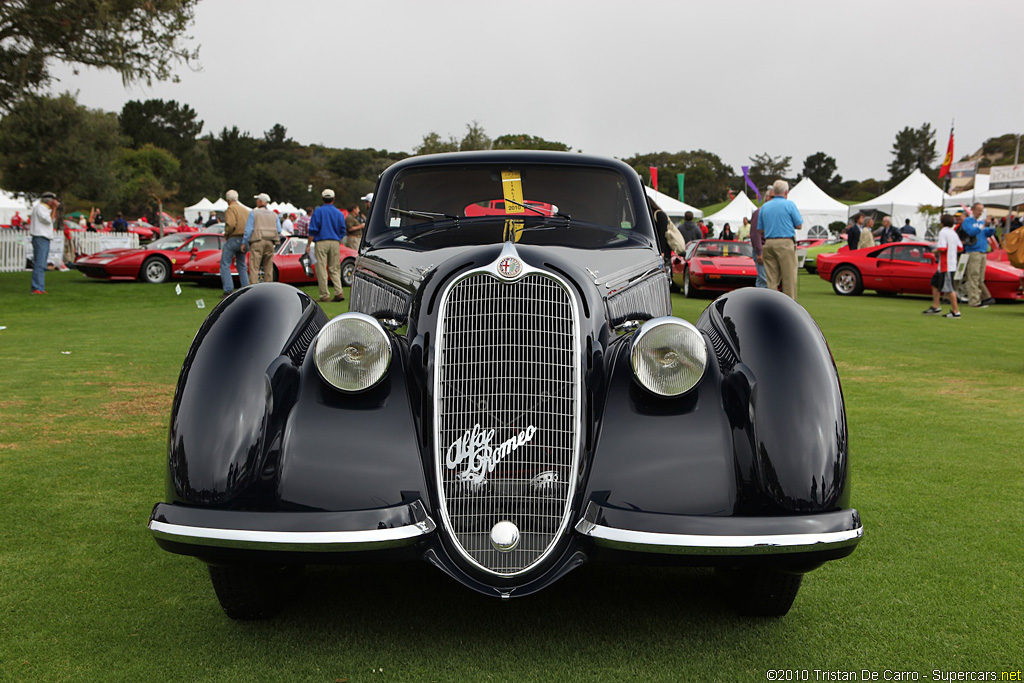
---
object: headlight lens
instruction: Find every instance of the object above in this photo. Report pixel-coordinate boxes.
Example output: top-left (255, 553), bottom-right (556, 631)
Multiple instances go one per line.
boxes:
top-left (630, 317), bottom-right (707, 397)
top-left (313, 313), bottom-right (391, 392)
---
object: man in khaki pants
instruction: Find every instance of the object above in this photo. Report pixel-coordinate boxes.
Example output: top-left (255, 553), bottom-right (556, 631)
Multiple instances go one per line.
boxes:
top-left (757, 179), bottom-right (803, 300)
top-left (306, 189), bottom-right (347, 302)
top-left (242, 193), bottom-right (281, 283)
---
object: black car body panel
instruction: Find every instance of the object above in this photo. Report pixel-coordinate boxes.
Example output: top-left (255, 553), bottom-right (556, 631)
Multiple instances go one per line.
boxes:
top-left (151, 151), bottom-right (861, 612)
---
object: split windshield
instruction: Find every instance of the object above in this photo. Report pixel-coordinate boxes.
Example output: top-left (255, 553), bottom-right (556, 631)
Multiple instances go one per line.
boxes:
top-left (372, 164), bottom-right (649, 249)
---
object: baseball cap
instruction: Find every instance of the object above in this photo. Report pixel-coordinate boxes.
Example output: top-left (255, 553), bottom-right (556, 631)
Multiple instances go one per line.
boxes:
top-left (40, 192), bottom-right (57, 201)
top-left (360, 193), bottom-right (374, 202)
top-left (322, 189), bottom-right (335, 199)
top-left (225, 189), bottom-right (239, 201)
top-left (254, 192), bottom-right (271, 204)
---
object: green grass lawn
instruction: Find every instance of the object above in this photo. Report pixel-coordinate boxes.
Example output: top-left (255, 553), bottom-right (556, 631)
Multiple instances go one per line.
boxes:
top-left (1, 269), bottom-right (1021, 681)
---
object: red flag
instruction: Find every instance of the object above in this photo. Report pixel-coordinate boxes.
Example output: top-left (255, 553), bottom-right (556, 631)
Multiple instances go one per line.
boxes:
top-left (649, 166), bottom-right (658, 191)
top-left (938, 126), bottom-right (954, 178)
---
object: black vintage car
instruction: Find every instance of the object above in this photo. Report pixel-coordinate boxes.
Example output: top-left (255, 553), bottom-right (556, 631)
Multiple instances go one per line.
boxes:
top-left (149, 151), bottom-right (862, 618)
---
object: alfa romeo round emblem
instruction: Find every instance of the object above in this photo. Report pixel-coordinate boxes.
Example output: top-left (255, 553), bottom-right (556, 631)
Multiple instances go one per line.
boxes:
top-left (497, 256), bottom-right (523, 279)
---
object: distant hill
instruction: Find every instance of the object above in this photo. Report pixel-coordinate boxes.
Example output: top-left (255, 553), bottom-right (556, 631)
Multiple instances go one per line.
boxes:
top-left (960, 133), bottom-right (1020, 169)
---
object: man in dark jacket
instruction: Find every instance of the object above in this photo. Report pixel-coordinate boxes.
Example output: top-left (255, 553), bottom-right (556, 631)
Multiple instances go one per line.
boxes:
top-left (847, 213), bottom-right (863, 250)
top-left (679, 211), bottom-right (702, 243)
top-left (749, 186), bottom-right (774, 288)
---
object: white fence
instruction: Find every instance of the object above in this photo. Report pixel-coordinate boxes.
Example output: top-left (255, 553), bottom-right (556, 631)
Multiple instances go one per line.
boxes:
top-left (0, 229), bottom-right (139, 272)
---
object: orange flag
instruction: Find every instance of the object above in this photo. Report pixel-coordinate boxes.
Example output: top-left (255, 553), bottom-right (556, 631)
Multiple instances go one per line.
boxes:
top-left (938, 126), bottom-right (954, 179)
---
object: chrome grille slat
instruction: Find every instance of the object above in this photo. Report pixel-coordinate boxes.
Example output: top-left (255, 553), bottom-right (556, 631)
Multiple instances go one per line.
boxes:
top-left (435, 269), bottom-right (580, 576)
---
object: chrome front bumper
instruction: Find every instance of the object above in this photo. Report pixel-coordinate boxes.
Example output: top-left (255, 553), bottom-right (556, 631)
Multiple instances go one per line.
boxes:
top-left (575, 501), bottom-right (863, 556)
top-left (149, 499), bottom-right (436, 553)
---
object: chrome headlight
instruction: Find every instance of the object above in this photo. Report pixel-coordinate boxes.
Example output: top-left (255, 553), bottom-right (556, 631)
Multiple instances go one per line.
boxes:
top-left (313, 313), bottom-right (392, 392)
top-left (630, 317), bottom-right (707, 397)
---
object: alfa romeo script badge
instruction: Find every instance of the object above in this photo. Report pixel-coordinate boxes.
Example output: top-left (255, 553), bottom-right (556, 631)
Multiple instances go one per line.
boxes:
top-left (497, 256), bottom-right (522, 279)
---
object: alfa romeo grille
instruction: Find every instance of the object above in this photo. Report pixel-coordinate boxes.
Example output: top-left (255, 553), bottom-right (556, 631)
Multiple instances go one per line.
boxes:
top-left (435, 270), bottom-right (579, 576)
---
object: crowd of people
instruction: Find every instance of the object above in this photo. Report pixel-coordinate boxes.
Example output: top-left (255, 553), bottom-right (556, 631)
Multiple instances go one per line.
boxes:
top-left (662, 183), bottom-right (1021, 309)
top-left (14, 188), bottom-right (372, 298)
top-left (217, 189), bottom-right (370, 302)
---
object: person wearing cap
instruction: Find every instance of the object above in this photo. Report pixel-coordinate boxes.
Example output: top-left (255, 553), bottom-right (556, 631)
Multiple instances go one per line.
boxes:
top-left (306, 188), bottom-right (347, 302)
top-left (961, 202), bottom-right (996, 308)
top-left (29, 193), bottom-right (59, 294)
top-left (344, 203), bottom-right (365, 251)
top-left (243, 192), bottom-right (283, 284)
top-left (220, 189), bottom-right (251, 296)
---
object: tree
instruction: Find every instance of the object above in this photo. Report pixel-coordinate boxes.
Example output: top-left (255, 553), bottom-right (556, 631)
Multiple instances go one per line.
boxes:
top-left (887, 123), bottom-right (937, 183)
top-left (120, 99), bottom-right (203, 160)
top-left (747, 152), bottom-right (792, 191)
top-left (414, 131), bottom-right (459, 155)
top-left (115, 144), bottom-right (180, 221)
top-left (799, 152), bottom-right (842, 194)
top-left (493, 134), bottom-right (571, 151)
top-left (459, 121), bottom-right (491, 151)
top-left (207, 126), bottom-right (259, 198)
top-left (0, 1), bottom-right (199, 111)
top-left (623, 150), bottom-right (735, 205)
top-left (0, 93), bottom-right (123, 202)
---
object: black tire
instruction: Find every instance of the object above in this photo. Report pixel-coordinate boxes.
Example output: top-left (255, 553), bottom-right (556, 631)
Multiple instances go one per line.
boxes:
top-left (141, 256), bottom-right (171, 284)
top-left (341, 258), bottom-right (356, 287)
top-left (683, 267), bottom-right (699, 298)
top-left (716, 567), bottom-right (804, 617)
top-left (208, 564), bottom-right (302, 620)
top-left (272, 265), bottom-right (280, 282)
top-left (831, 265), bottom-right (863, 296)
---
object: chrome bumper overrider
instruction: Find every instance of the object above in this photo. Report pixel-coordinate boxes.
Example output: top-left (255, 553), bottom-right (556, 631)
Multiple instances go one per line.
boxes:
top-left (575, 501), bottom-right (863, 556)
top-left (148, 500), bottom-right (436, 553)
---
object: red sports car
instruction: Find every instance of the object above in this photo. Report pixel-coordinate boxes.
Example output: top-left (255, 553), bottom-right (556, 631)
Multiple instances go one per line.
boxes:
top-left (817, 241), bottom-right (1024, 300)
top-left (671, 239), bottom-right (758, 297)
top-left (73, 232), bottom-right (225, 283)
top-left (180, 236), bottom-right (358, 287)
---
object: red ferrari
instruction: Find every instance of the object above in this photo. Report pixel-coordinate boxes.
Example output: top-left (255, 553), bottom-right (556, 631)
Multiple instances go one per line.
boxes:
top-left (817, 241), bottom-right (1024, 300)
top-left (671, 239), bottom-right (758, 298)
top-left (180, 236), bottom-right (358, 287)
top-left (73, 232), bottom-right (225, 283)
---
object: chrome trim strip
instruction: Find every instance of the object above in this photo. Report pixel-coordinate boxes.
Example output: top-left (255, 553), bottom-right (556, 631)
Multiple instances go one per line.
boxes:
top-left (148, 515), bottom-right (436, 552)
top-left (575, 519), bottom-right (864, 556)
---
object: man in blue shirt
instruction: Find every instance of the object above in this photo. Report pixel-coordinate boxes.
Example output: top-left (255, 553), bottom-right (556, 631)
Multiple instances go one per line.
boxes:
top-left (758, 179), bottom-right (803, 300)
top-left (306, 188), bottom-right (347, 302)
top-left (961, 202), bottom-right (996, 307)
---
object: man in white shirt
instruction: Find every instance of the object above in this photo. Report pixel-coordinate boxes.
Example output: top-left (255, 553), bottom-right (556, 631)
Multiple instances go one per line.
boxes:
top-left (923, 213), bottom-right (962, 318)
top-left (30, 192), bottom-right (59, 294)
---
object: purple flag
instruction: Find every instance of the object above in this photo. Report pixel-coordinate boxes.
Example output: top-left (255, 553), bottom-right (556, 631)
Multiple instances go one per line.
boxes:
top-left (741, 166), bottom-right (762, 202)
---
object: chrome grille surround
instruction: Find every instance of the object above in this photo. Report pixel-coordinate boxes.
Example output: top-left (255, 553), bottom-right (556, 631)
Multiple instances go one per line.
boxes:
top-left (433, 244), bottom-right (581, 577)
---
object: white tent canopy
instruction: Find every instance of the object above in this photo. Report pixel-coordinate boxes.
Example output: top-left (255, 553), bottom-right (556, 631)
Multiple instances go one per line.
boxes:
top-left (184, 197), bottom-right (215, 225)
top-left (702, 192), bottom-right (758, 233)
top-left (644, 186), bottom-right (703, 219)
top-left (0, 189), bottom-right (32, 226)
top-left (851, 169), bottom-right (948, 235)
top-left (944, 175), bottom-right (1024, 209)
top-left (208, 198), bottom-right (228, 213)
top-left (787, 178), bottom-right (848, 238)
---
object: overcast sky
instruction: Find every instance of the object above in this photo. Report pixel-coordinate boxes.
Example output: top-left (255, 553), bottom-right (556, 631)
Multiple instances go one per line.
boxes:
top-left (51, 0), bottom-right (1024, 183)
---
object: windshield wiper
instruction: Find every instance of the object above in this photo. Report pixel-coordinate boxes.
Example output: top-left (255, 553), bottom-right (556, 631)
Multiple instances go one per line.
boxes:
top-left (502, 197), bottom-right (572, 221)
top-left (390, 207), bottom-right (460, 224)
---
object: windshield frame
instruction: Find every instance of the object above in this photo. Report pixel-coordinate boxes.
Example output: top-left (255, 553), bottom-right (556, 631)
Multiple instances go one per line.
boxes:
top-left (365, 154), bottom-right (657, 251)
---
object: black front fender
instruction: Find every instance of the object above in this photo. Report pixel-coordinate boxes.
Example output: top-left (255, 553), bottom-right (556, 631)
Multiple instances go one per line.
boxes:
top-left (167, 284), bottom-right (325, 506)
top-left (699, 288), bottom-right (849, 513)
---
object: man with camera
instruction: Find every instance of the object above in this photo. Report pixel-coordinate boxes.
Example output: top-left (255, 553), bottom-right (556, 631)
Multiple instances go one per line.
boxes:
top-left (29, 192), bottom-right (59, 294)
top-left (960, 202), bottom-right (996, 308)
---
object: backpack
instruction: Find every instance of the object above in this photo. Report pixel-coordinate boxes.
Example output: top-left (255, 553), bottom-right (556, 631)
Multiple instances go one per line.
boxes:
top-left (955, 226), bottom-right (977, 247)
top-left (1003, 227), bottom-right (1024, 269)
